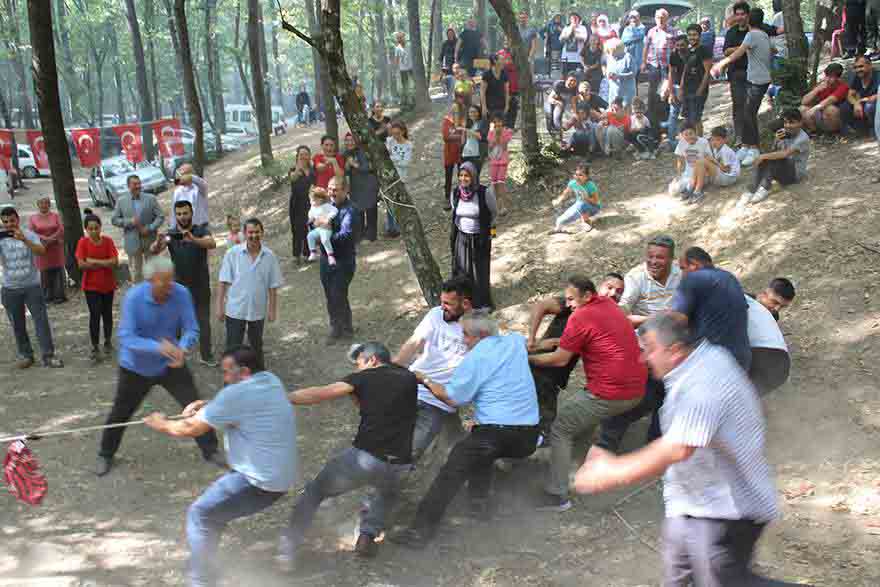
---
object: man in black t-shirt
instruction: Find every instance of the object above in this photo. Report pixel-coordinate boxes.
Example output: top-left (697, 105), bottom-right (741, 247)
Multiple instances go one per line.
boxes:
top-left (283, 342), bottom-right (417, 560)
top-left (151, 200), bottom-right (217, 366)
top-left (664, 34), bottom-right (689, 147)
top-left (456, 19), bottom-right (485, 75)
top-left (481, 55), bottom-right (510, 118)
top-left (681, 24), bottom-right (713, 135)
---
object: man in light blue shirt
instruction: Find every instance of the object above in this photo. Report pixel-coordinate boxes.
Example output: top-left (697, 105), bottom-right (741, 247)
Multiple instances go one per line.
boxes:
top-left (392, 312), bottom-right (539, 548)
top-left (145, 345), bottom-right (297, 587)
top-left (97, 257), bottom-right (219, 477)
top-left (217, 217), bottom-right (282, 371)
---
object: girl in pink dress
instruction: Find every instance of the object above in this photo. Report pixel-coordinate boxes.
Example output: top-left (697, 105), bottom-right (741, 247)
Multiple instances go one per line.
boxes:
top-left (487, 112), bottom-right (513, 216)
top-left (28, 196), bottom-right (67, 303)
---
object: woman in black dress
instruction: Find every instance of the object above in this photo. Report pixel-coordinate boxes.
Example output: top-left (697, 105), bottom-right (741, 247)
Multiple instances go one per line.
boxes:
top-left (289, 145), bottom-right (315, 262)
top-left (343, 132), bottom-right (379, 243)
top-left (450, 161), bottom-right (496, 311)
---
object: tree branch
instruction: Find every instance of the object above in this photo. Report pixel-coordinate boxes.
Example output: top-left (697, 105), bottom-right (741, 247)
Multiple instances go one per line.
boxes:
top-left (274, 0), bottom-right (323, 55)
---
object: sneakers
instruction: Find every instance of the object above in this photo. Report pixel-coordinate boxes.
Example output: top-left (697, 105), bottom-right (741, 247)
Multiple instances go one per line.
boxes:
top-left (581, 222), bottom-right (594, 233)
top-left (750, 186), bottom-right (770, 203)
top-left (535, 492), bottom-right (573, 512)
top-left (678, 184), bottom-right (694, 201)
top-left (737, 192), bottom-right (754, 208)
top-left (96, 456), bottom-right (113, 477)
top-left (15, 357), bottom-right (34, 369)
top-left (354, 532), bottom-right (379, 558)
top-left (42, 356), bottom-right (64, 368)
top-left (307, 251), bottom-right (319, 262)
top-left (89, 346), bottom-right (101, 365)
top-left (741, 148), bottom-right (760, 167)
top-left (687, 191), bottom-right (705, 205)
top-left (103, 341), bottom-right (114, 355)
top-left (327, 253), bottom-right (337, 266)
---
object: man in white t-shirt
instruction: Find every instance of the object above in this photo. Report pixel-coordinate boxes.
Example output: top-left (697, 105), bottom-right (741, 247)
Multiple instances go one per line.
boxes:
top-left (747, 278), bottom-right (795, 396)
top-left (671, 123), bottom-right (712, 202)
top-left (394, 32), bottom-right (413, 107)
top-left (393, 276), bottom-right (473, 461)
top-left (171, 164), bottom-right (210, 229)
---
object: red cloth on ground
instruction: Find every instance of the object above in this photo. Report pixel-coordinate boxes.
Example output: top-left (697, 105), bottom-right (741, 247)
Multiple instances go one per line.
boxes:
top-left (3, 440), bottom-right (47, 506)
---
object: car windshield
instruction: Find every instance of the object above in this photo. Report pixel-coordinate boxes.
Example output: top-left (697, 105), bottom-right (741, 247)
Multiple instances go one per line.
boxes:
top-left (103, 159), bottom-right (135, 178)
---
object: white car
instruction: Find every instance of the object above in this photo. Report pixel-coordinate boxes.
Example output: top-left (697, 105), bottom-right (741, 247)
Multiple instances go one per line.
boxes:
top-left (222, 124), bottom-right (258, 147)
top-left (17, 145), bottom-right (49, 179)
top-left (87, 156), bottom-right (167, 208)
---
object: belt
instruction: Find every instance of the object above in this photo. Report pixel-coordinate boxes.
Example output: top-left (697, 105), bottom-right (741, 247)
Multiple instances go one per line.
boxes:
top-left (475, 424), bottom-right (539, 431)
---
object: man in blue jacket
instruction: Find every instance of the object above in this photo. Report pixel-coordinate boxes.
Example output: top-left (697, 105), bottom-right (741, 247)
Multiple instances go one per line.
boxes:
top-left (320, 176), bottom-right (360, 344)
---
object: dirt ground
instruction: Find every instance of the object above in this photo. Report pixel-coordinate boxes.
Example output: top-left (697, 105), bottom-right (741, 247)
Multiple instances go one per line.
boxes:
top-left (1, 83), bottom-right (879, 587)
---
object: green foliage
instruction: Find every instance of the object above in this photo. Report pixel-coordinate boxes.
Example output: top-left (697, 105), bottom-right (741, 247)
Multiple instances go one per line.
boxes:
top-left (771, 56), bottom-right (809, 115)
top-left (257, 151), bottom-right (296, 186)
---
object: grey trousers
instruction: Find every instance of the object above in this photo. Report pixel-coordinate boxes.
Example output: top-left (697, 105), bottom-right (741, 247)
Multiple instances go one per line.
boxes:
top-left (2, 284), bottom-right (56, 360)
top-left (663, 516), bottom-right (811, 586)
top-left (284, 447), bottom-right (410, 549)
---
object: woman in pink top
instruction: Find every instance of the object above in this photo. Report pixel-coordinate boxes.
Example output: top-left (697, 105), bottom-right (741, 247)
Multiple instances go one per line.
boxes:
top-left (28, 196), bottom-right (67, 303)
top-left (487, 111), bottom-right (513, 216)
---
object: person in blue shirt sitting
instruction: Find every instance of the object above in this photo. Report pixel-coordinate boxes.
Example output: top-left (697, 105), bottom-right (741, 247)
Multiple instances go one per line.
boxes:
top-left (96, 256), bottom-right (221, 477)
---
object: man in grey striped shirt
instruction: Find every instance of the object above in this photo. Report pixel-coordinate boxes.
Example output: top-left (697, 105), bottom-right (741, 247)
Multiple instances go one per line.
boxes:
top-left (575, 312), bottom-right (807, 586)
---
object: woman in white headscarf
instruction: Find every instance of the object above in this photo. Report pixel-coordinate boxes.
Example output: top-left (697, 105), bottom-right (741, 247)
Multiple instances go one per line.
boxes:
top-left (604, 38), bottom-right (636, 107)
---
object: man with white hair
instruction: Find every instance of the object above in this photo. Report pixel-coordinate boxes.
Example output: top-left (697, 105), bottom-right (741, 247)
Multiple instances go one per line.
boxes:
top-left (96, 256), bottom-right (220, 477)
top-left (392, 311), bottom-right (539, 547)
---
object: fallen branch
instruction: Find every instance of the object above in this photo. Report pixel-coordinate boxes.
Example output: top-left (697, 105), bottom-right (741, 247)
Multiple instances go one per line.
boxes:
top-left (857, 242), bottom-right (880, 255)
top-left (612, 506), bottom-right (660, 554)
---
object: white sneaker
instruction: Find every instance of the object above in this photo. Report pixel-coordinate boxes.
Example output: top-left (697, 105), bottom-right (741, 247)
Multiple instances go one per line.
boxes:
top-left (750, 186), bottom-right (770, 203)
top-left (737, 192), bottom-right (753, 208)
top-left (668, 179), bottom-right (681, 197)
top-left (307, 251), bottom-right (319, 262)
top-left (736, 147), bottom-right (749, 162)
top-left (741, 149), bottom-right (759, 167)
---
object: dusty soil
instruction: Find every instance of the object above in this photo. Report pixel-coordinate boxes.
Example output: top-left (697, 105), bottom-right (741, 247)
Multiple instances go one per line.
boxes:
top-left (1, 86), bottom-right (879, 587)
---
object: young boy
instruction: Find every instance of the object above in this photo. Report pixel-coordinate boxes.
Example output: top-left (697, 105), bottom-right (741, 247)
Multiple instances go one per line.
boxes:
top-left (739, 108), bottom-right (810, 206)
top-left (626, 97), bottom-right (658, 159)
top-left (671, 123), bottom-right (712, 202)
top-left (702, 125), bottom-right (741, 194)
top-left (562, 105), bottom-right (596, 155)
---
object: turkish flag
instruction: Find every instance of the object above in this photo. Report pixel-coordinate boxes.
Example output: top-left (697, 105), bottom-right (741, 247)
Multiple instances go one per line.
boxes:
top-left (25, 131), bottom-right (50, 171)
top-left (71, 128), bottom-right (101, 168)
top-left (0, 130), bottom-right (12, 171)
top-left (112, 123), bottom-right (144, 163)
top-left (152, 118), bottom-right (184, 157)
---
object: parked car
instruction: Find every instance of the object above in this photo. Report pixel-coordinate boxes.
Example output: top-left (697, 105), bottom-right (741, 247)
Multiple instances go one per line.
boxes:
top-left (222, 124), bottom-right (258, 147)
top-left (16, 145), bottom-right (49, 179)
top-left (87, 156), bottom-right (167, 208)
top-left (271, 106), bottom-right (287, 135)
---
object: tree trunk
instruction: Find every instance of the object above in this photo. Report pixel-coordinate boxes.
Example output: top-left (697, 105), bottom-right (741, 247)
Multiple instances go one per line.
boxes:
top-left (205, 0), bottom-right (225, 151)
top-left (475, 0), bottom-right (488, 41)
top-left (373, 7), bottom-right (389, 100)
top-left (272, 22), bottom-right (285, 110)
top-left (810, 0), bottom-right (834, 86)
top-left (234, 0), bottom-right (256, 108)
top-left (125, 0), bottom-right (156, 159)
top-left (84, 61), bottom-right (95, 125)
top-left (386, 0), bottom-right (399, 98)
top-left (258, 0), bottom-right (273, 120)
top-left (160, 0), bottom-right (186, 115)
top-left (306, 0), bottom-right (338, 139)
top-left (782, 0), bottom-right (809, 62)
top-left (281, 0), bottom-right (444, 306)
top-left (427, 0), bottom-right (439, 76)
top-left (27, 0), bottom-right (84, 283)
top-left (91, 47), bottom-right (106, 128)
top-left (6, 0), bottom-right (35, 128)
top-left (248, 0), bottom-right (274, 167)
top-left (777, 0), bottom-right (810, 111)
top-left (174, 0), bottom-right (206, 175)
top-left (489, 0), bottom-right (540, 163)
top-left (145, 0), bottom-right (161, 118)
top-left (54, 0), bottom-right (87, 123)
top-left (406, 0), bottom-right (431, 110)
top-left (110, 29), bottom-right (127, 123)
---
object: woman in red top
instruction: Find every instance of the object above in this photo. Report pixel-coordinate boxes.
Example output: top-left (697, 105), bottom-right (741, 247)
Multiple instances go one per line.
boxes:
top-left (312, 135), bottom-right (345, 188)
top-left (28, 196), bottom-right (67, 303)
top-left (75, 210), bottom-right (119, 363)
top-left (441, 106), bottom-right (464, 210)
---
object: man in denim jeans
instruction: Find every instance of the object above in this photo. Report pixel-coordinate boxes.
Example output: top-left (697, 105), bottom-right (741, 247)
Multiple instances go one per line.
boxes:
top-left (280, 342), bottom-right (417, 563)
top-left (0, 206), bottom-right (63, 369)
top-left (144, 346), bottom-right (297, 587)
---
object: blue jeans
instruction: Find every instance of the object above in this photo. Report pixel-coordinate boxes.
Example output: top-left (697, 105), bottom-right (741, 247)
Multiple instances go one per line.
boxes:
top-left (384, 206), bottom-right (400, 235)
top-left (282, 447), bottom-right (410, 553)
top-left (569, 126), bottom-right (597, 154)
top-left (187, 471), bottom-right (286, 587)
top-left (2, 284), bottom-right (56, 360)
top-left (412, 400), bottom-right (458, 462)
top-left (665, 89), bottom-right (683, 142)
top-left (556, 200), bottom-right (599, 228)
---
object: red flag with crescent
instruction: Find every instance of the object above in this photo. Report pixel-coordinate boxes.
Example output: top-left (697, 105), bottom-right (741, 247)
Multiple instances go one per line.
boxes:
top-left (151, 118), bottom-right (184, 157)
top-left (0, 130), bottom-right (13, 171)
top-left (25, 131), bottom-right (50, 171)
top-left (112, 123), bottom-right (144, 163)
top-left (71, 128), bottom-right (101, 168)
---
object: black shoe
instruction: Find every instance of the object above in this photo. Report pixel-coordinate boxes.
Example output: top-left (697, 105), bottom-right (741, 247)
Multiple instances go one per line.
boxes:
top-left (388, 526), bottom-right (435, 549)
top-left (203, 451), bottom-right (227, 469)
top-left (354, 532), bottom-right (379, 558)
top-left (96, 456), bottom-right (113, 477)
top-left (89, 346), bottom-right (101, 365)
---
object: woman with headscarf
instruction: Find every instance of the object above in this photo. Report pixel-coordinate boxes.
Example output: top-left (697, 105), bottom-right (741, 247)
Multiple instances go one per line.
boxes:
top-left (28, 196), bottom-right (67, 303)
top-left (621, 10), bottom-right (646, 86)
top-left (595, 14), bottom-right (618, 46)
top-left (449, 161), bottom-right (496, 311)
top-left (343, 133), bottom-right (379, 243)
top-left (605, 38), bottom-right (636, 107)
top-left (289, 145), bottom-right (315, 262)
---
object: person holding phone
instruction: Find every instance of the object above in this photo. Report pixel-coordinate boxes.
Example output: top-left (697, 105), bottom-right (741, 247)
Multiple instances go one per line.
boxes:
top-left (739, 108), bottom-right (811, 206)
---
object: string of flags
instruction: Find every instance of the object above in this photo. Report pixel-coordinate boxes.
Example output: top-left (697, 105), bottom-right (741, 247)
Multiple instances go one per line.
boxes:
top-left (0, 118), bottom-right (186, 172)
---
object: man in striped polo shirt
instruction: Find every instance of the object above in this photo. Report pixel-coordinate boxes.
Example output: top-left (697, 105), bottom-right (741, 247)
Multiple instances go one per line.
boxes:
top-left (575, 313), bottom-right (805, 586)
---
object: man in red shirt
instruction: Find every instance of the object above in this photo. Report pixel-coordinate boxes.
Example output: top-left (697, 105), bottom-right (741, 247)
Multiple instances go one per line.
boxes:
top-left (312, 135), bottom-right (345, 189)
top-left (799, 62), bottom-right (849, 133)
top-left (529, 274), bottom-right (647, 512)
top-left (497, 44), bottom-right (520, 129)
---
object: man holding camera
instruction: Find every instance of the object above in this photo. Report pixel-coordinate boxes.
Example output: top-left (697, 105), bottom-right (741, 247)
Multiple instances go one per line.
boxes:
top-left (170, 164), bottom-right (210, 230)
top-left (151, 200), bottom-right (217, 366)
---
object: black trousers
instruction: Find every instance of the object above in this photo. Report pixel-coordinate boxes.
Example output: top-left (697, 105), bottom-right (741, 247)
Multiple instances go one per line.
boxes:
top-left (444, 164), bottom-right (457, 206)
top-left (645, 64), bottom-right (669, 130)
top-left (355, 207), bottom-right (378, 242)
top-left (596, 377), bottom-right (666, 453)
top-left (193, 289), bottom-right (213, 361)
top-left (846, 1), bottom-right (868, 55)
top-left (505, 94), bottom-right (520, 129)
top-left (290, 195), bottom-right (310, 259)
top-left (743, 82), bottom-right (769, 147)
top-left (41, 267), bottom-right (67, 302)
top-left (532, 369), bottom-right (563, 436)
top-left (728, 71), bottom-right (749, 142)
top-left (749, 348), bottom-right (791, 397)
top-left (225, 316), bottom-right (265, 371)
top-left (320, 255), bottom-right (356, 336)
top-left (749, 157), bottom-right (798, 192)
top-left (413, 424), bottom-right (539, 530)
top-left (99, 366), bottom-right (218, 459)
top-left (84, 290), bottom-right (114, 347)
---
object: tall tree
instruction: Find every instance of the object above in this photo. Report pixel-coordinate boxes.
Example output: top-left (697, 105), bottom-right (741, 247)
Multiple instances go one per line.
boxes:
top-left (160, 0), bottom-right (186, 115)
top-left (489, 0), bottom-right (540, 163)
top-left (109, 28), bottom-right (127, 123)
top-left (307, 0), bottom-right (338, 139)
top-left (233, 0), bottom-right (256, 107)
top-left (474, 0), bottom-right (488, 39)
top-left (248, 0), bottom-right (274, 166)
top-left (3, 0), bottom-right (35, 128)
top-left (88, 25), bottom-right (111, 127)
top-left (27, 0), bottom-right (84, 283)
top-left (53, 0), bottom-right (87, 123)
top-left (280, 0), bottom-right (443, 306)
top-left (257, 0), bottom-right (273, 120)
top-left (174, 0), bottom-right (206, 174)
top-left (372, 4), bottom-right (390, 100)
top-left (405, 0), bottom-right (431, 110)
top-left (271, 22), bottom-right (285, 109)
top-left (145, 0), bottom-right (161, 118)
top-left (386, 0), bottom-right (399, 98)
top-left (125, 0), bottom-right (156, 159)
top-left (205, 0), bottom-right (225, 152)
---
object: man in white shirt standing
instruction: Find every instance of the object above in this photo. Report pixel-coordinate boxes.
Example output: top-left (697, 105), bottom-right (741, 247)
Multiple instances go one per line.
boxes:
top-left (217, 217), bottom-right (283, 372)
top-left (171, 164), bottom-right (210, 229)
top-left (393, 276), bottom-right (473, 462)
top-left (598, 235), bottom-right (681, 453)
top-left (394, 32), bottom-right (413, 108)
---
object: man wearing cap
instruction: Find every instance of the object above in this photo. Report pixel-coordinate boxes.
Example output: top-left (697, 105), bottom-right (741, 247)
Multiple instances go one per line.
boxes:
top-left (280, 342), bottom-right (417, 562)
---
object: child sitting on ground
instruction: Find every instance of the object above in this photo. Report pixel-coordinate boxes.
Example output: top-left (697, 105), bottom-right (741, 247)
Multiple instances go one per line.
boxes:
top-left (551, 164), bottom-right (601, 233)
top-left (705, 125), bottom-right (741, 190)
top-left (671, 123), bottom-right (712, 203)
top-left (739, 108), bottom-right (810, 206)
top-left (596, 97), bottom-right (629, 157)
top-left (626, 97), bottom-right (658, 159)
top-left (306, 187), bottom-right (338, 265)
top-left (225, 214), bottom-right (245, 247)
